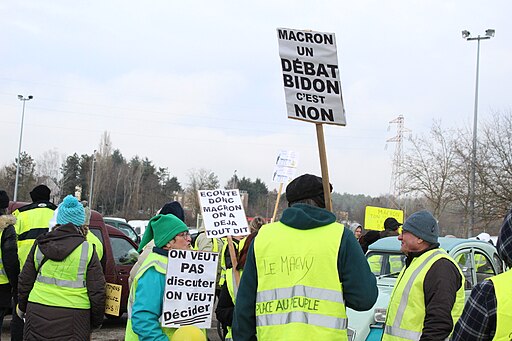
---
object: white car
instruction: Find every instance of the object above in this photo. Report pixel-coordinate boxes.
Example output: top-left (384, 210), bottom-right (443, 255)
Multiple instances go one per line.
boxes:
top-left (347, 236), bottom-right (504, 341)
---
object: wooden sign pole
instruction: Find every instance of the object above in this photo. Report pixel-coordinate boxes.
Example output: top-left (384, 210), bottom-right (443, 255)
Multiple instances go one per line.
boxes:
top-left (226, 236), bottom-right (240, 285)
top-left (271, 183), bottom-right (283, 222)
top-left (316, 123), bottom-right (332, 212)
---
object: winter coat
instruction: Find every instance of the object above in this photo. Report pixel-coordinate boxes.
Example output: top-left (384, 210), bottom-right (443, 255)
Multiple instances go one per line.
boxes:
top-left (0, 214), bottom-right (19, 307)
top-left (18, 223), bottom-right (106, 340)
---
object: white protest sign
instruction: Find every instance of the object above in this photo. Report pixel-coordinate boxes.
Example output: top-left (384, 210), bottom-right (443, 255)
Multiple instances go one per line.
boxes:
top-left (198, 189), bottom-right (249, 238)
top-left (277, 27), bottom-right (346, 126)
top-left (272, 150), bottom-right (299, 184)
top-left (162, 249), bottom-right (218, 329)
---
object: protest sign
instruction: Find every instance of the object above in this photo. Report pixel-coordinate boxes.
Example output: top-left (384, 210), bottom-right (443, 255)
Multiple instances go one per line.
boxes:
top-left (277, 27), bottom-right (346, 126)
top-left (198, 189), bottom-right (249, 238)
top-left (104, 283), bottom-right (122, 316)
top-left (364, 206), bottom-right (404, 231)
top-left (272, 150), bottom-right (299, 184)
top-left (162, 249), bottom-right (218, 329)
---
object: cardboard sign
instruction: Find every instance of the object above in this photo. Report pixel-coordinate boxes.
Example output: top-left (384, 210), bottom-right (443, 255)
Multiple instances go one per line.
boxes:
top-left (277, 27), bottom-right (346, 126)
top-left (364, 206), bottom-right (404, 231)
top-left (198, 189), bottom-right (249, 238)
top-left (162, 250), bottom-right (219, 328)
top-left (272, 150), bottom-right (299, 184)
top-left (105, 283), bottom-right (122, 316)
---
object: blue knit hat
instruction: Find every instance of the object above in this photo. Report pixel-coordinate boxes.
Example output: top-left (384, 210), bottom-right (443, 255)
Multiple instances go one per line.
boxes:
top-left (402, 210), bottom-right (439, 244)
top-left (57, 195), bottom-right (85, 227)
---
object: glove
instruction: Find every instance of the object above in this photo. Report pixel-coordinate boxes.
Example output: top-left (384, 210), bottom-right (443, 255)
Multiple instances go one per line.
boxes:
top-left (16, 305), bottom-right (26, 321)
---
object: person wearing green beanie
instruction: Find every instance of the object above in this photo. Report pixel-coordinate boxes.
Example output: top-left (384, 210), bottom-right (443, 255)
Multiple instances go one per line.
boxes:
top-left (126, 213), bottom-right (207, 340)
top-left (137, 214), bottom-right (189, 252)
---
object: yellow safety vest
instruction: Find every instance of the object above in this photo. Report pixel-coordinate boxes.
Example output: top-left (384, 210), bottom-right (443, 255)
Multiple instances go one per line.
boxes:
top-left (0, 229), bottom-right (7, 284)
top-left (13, 203), bottom-right (55, 270)
top-left (254, 221), bottom-right (347, 340)
top-left (86, 231), bottom-right (103, 261)
top-left (125, 252), bottom-right (173, 340)
top-left (193, 234), bottom-right (220, 253)
top-left (224, 268), bottom-right (243, 341)
top-left (219, 237), bottom-right (238, 287)
top-left (489, 270), bottom-right (512, 340)
top-left (383, 249), bottom-right (465, 341)
top-left (28, 241), bottom-right (93, 309)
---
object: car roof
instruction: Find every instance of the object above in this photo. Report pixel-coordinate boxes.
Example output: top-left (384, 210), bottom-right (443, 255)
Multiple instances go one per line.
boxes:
top-left (368, 236), bottom-right (494, 253)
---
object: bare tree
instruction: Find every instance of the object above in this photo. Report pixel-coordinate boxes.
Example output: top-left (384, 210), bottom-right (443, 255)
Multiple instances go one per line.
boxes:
top-left (399, 121), bottom-right (458, 219)
top-left (478, 111), bottom-right (512, 218)
top-left (185, 168), bottom-right (219, 222)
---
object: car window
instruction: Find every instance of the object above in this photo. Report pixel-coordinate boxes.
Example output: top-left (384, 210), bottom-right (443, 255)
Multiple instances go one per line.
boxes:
top-left (90, 228), bottom-right (104, 244)
top-left (474, 251), bottom-right (496, 283)
top-left (367, 254), bottom-right (384, 275)
top-left (111, 236), bottom-right (138, 266)
top-left (454, 251), bottom-right (473, 290)
top-left (119, 223), bottom-right (138, 243)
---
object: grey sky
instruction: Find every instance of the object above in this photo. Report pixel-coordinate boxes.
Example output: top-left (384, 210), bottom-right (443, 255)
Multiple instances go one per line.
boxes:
top-left (1, 1), bottom-right (509, 197)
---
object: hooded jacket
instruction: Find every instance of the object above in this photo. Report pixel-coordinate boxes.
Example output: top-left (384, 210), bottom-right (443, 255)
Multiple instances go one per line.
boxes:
top-left (232, 203), bottom-right (378, 341)
top-left (0, 214), bottom-right (19, 307)
top-left (18, 223), bottom-right (105, 340)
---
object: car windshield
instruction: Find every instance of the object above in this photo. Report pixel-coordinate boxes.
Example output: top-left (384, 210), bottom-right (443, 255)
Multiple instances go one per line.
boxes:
top-left (366, 252), bottom-right (405, 277)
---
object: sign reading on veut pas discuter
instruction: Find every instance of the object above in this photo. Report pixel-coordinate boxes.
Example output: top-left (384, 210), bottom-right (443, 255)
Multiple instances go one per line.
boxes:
top-left (162, 249), bottom-right (218, 329)
top-left (277, 27), bottom-right (346, 125)
top-left (198, 189), bottom-right (249, 238)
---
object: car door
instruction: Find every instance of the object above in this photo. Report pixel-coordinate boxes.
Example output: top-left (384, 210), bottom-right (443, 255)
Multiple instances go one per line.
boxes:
top-left (109, 234), bottom-right (139, 314)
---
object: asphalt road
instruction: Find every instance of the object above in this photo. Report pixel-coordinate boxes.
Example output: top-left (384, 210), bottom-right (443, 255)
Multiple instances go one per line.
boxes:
top-left (2, 314), bottom-right (223, 341)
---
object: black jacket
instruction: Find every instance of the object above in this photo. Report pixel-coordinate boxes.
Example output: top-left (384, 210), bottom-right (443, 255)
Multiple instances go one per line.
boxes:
top-left (0, 214), bottom-right (19, 307)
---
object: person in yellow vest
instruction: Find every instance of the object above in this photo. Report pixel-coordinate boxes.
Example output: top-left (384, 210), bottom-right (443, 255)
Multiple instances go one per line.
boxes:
top-left (452, 209), bottom-right (512, 340)
top-left (233, 174), bottom-right (378, 341)
top-left (193, 222), bottom-right (224, 299)
top-left (0, 191), bottom-right (20, 337)
top-left (128, 201), bottom-right (185, 287)
top-left (383, 210), bottom-right (465, 341)
top-left (17, 194), bottom-right (105, 340)
top-left (216, 230), bottom-right (258, 341)
top-left (11, 184), bottom-right (56, 340)
top-left (125, 213), bottom-right (207, 340)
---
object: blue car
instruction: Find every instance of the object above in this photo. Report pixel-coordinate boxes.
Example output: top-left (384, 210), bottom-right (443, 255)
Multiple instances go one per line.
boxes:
top-left (346, 236), bottom-right (504, 341)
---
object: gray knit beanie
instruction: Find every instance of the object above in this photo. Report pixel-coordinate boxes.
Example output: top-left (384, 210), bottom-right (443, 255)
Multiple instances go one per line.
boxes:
top-left (402, 210), bottom-right (439, 244)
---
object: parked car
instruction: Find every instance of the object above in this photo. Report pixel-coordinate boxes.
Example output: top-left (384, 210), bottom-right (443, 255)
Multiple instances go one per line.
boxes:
top-left (103, 218), bottom-right (140, 244)
top-left (8, 201), bottom-right (139, 318)
top-left (128, 219), bottom-right (149, 237)
top-left (347, 236), bottom-right (504, 341)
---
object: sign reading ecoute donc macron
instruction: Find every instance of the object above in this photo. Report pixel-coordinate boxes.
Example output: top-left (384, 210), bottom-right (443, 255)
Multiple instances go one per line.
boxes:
top-left (277, 27), bottom-right (346, 126)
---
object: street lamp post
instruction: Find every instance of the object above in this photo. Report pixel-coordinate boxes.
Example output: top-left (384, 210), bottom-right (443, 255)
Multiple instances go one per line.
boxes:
top-left (14, 95), bottom-right (33, 201)
top-left (89, 150), bottom-right (97, 209)
top-left (462, 29), bottom-right (495, 237)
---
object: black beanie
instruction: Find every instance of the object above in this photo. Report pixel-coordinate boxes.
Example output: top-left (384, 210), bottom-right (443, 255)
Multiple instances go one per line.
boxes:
top-left (286, 174), bottom-right (333, 208)
top-left (159, 201), bottom-right (185, 222)
top-left (0, 190), bottom-right (9, 209)
top-left (30, 185), bottom-right (51, 202)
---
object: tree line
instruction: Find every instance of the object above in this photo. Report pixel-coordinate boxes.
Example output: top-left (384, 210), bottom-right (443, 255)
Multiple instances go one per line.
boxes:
top-left (1, 111), bottom-right (511, 236)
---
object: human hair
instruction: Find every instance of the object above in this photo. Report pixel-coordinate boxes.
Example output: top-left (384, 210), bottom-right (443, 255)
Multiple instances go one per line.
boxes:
top-left (237, 231), bottom-right (258, 270)
top-left (289, 198), bottom-right (320, 207)
top-left (249, 216), bottom-right (266, 233)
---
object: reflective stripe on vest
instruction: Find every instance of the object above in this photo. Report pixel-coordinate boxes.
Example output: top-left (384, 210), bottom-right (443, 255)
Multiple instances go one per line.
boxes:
top-left (383, 249), bottom-right (464, 341)
top-left (13, 206), bottom-right (54, 270)
top-left (489, 270), bottom-right (512, 340)
top-left (35, 243), bottom-right (89, 288)
top-left (28, 241), bottom-right (93, 309)
top-left (254, 221), bottom-right (347, 340)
